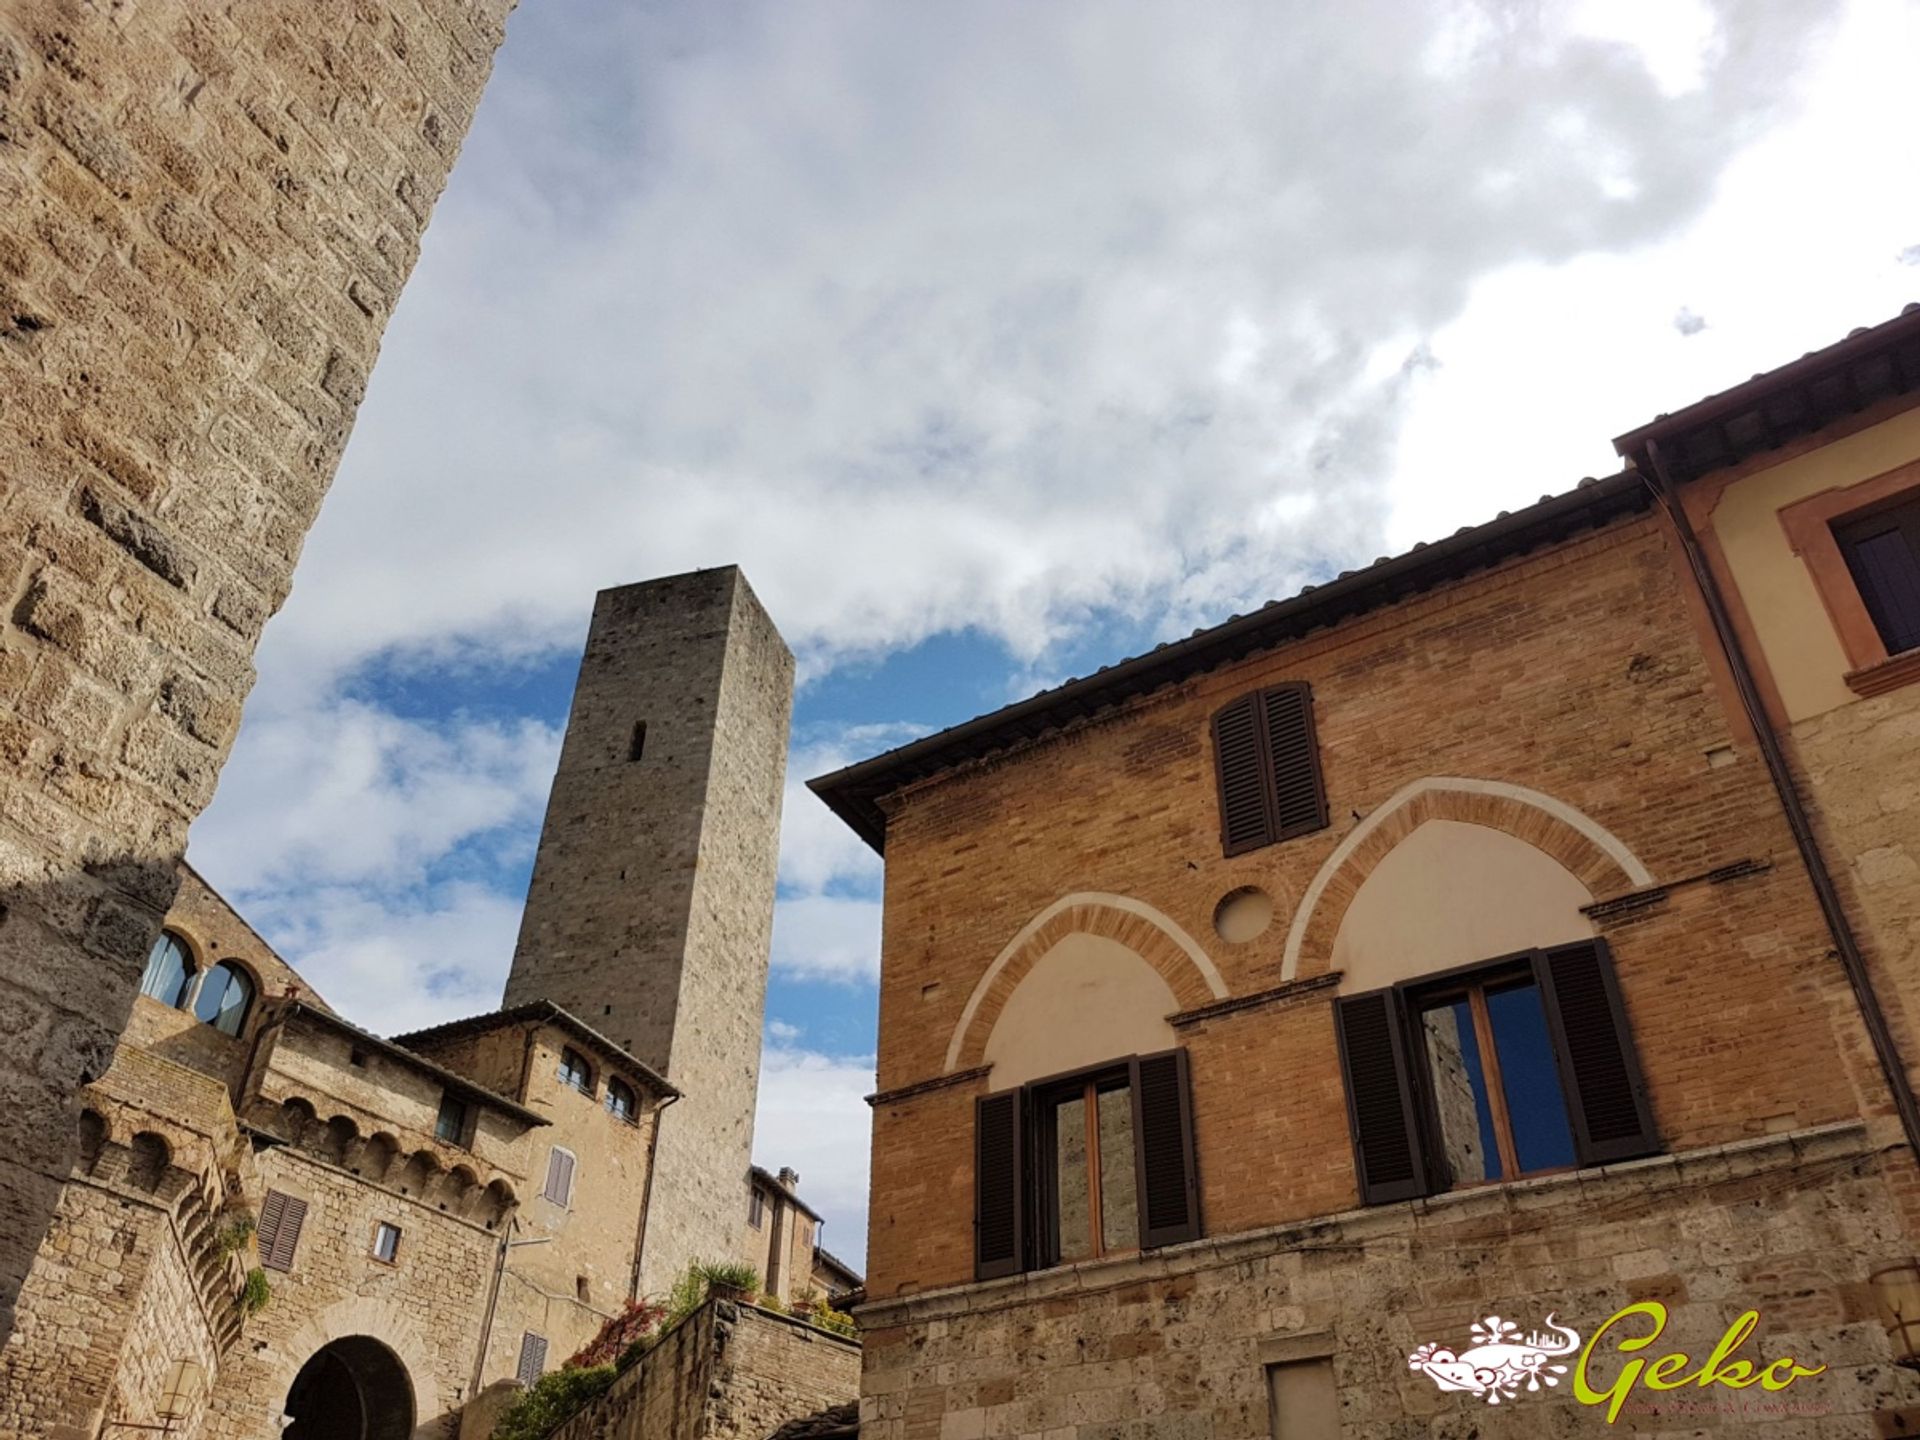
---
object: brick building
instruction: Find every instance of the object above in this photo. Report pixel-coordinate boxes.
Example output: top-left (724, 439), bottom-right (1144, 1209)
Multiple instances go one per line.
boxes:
top-left (744, 1166), bottom-right (865, 1307)
top-left (0, 568), bottom-right (861, 1438)
top-left (813, 311), bottom-right (1920, 1437)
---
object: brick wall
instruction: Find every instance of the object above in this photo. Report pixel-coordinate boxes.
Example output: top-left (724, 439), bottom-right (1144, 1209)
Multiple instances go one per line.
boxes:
top-left (866, 515), bottom-right (1894, 1297)
top-left (0, 0), bottom-right (514, 1349)
top-left (550, 1300), bottom-right (860, 1440)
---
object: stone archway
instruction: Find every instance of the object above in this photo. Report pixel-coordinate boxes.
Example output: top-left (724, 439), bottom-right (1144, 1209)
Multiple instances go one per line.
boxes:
top-left (285, 1335), bottom-right (415, 1440)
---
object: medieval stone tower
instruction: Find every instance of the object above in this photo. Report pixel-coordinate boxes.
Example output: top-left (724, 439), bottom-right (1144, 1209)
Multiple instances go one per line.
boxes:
top-left (505, 566), bottom-right (794, 1296)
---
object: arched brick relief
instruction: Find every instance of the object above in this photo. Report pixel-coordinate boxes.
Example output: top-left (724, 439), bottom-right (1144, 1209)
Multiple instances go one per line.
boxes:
top-left (266, 1298), bottom-right (438, 1437)
top-left (945, 893), bottom-right (1227, 1073)
top-left (1281, 777), bottom-right (1653, 981)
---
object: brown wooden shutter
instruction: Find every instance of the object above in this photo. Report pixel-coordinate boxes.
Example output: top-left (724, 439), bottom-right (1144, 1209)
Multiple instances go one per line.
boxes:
top-left (1212, 693), bottom-right (1274, 855)
top-left (1334, 990), bottom-right (1430, 1205)
top-left (973, 1090), bottom-right (1023, 1280)
top-left (1129, 1048), bottom-right (1200, 1249)
top-left (1533, 940), bottom-right (1657, 1166)
top-left (543, 1147), bottom-right (575, 1205)
top-left (516, 1331), bottom-right (547, 1386)
top-left (257, 1188), bottom-right (307, 1272)
top-left (1260, 683), bottom-right (1327, 838)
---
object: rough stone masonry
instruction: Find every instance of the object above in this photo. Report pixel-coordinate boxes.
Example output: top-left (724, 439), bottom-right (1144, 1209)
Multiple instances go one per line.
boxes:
top-left (0, 0), bottom-right (515, 1351)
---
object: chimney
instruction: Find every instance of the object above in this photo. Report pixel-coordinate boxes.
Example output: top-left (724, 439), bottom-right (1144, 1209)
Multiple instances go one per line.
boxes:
top-left (777, 1167), bottom-right (800, 1191)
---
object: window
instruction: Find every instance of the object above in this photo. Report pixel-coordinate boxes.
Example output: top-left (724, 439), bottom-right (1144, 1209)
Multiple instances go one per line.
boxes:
top-left (257, 1189), bottom-right (308, 1273)
top-left (749, 1187), bottom-right (765, 1229)
top-left (1334, 939), bottom-right (1657, 1206)
top-left (191, 960), bottom-right (253, 1036)
top-left (973, 1049), bottom-right (1199, 1281)
top-left (576, 1275), bottom-right (591, 1303)
top-left (139, 931), bottom-right (195, 1008)
top-left (1835, 494), bottom-right (1920, 657)
top-left (435, 1094), bottom-right (469, 1146)
top-left (372, 1221), bottom-right (401, 1263)
top-left (557, 1048), bottom-right (593, 1094)
top-left (1211, 683), bottom-right (1328, 857)
top-left (516, 1332), bottom-right (548, 1387)
top-left (543, 1146), bottom-right (576, 1206)
top-left (605, 1078), bottom-right (637, 1123)
top-left (629, 721), bottom-right (648, 762)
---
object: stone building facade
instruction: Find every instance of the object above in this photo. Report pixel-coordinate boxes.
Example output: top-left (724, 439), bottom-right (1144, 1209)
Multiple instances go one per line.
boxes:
top-left (745, 1166), bottom-right (864, 1306)
top-left (506, 567), bottom-right (796, 1298)
top-left (0, 567), bottom-right (843, 1436)
top-left (0, 0), bottom-right (516, 1363)
top-left (813, 314), bottom-right (1920, 1436)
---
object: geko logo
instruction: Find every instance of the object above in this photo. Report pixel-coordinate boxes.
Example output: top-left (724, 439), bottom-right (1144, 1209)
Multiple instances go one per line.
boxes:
top-left (1409, 1302), bottom-right (1827, 1424)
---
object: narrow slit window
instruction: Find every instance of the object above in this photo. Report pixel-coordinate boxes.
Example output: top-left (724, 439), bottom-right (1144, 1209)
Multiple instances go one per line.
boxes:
top-left (629, 721), bottom-right (648, 762)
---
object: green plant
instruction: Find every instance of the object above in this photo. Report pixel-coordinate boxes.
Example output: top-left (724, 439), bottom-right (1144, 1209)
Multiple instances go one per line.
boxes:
top-left (240, 1267), bottom-right (270, 1317)
top-left (492, 1365), bottom-right (617, 1440)
top-left (813, 1305), bottom-right (856, 1338)
top-left (754, 1291), bottom-right (785, 1314)
top-left (661, 1260), bottom-right (764, 1330)
top-left (695, 1259), bottom-right (759, 1294)
top-left (214, 1214), bottom-right (256, 1261)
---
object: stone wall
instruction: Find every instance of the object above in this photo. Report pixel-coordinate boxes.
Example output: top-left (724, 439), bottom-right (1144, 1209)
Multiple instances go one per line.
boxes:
top-left (551, 1300), bottom-right (860, 1440)
top-left (0, 0), bottom-right (514, 1351)
top-left (505, 568), bottom-right (794, 1296)
top-left (859, 1124), bottom-right (1920, 1438)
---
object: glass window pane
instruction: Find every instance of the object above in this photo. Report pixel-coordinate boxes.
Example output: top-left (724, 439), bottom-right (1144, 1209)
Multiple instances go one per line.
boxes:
top-left (1486, 981), bottom-right (1577, 1173)
top-left (1420, 998), bottom-right (1501, 1184)
top-left (1096, 1085), bottom-right (1138, 1252)
top-left (1053, 1093), bottom-right (1091, 1262)
top-left (140, 933), bottom-right (194, 1008)
top-left (193, 962), bottom-right (251, 1035)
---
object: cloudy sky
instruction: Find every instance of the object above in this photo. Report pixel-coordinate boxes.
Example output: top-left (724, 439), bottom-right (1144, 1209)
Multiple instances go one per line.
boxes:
top-left (188, 0), bottom-right (1920, 1272)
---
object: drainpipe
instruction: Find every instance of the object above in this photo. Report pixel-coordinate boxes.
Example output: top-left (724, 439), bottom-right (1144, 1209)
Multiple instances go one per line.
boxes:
top-left (472, 1219), bottom-right (516, 1397)
top-left (1638, 440), bottom-right (1920, 1162)
top-left (629, 1091), bottom-right (679, 1301)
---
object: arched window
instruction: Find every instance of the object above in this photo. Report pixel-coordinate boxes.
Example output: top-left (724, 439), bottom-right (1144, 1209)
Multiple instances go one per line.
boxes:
top-left (605, 1079), bottom-right (636, 1123)
top-left (557, 1049), bottom-right (592, 1093)
top-left (193, 960), bottom-right (254, 1036)
top-left (139, 930), bottom-right (196, 1008)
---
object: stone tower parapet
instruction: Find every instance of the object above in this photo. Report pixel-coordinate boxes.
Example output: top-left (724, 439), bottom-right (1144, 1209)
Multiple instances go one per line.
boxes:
top-left (507, 566), bottom-right (794, 1297)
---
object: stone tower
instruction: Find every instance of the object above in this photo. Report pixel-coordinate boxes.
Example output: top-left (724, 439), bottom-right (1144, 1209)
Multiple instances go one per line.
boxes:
top-left (506, 566), bottom-right (794, 1297)
top-left (0, 0), bottom-right (514, 1354)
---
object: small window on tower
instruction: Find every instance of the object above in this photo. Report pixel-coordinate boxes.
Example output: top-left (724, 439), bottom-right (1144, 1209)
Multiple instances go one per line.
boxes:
top-left (629, 721), bottom-right (648, 762)
top-left (372, 1222), bottom-right (401, 1264)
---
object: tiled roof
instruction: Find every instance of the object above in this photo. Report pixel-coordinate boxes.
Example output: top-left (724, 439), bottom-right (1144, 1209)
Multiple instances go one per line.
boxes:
top-left (809, 469), bottom-right (1649, 851)
top-left (391, 1000), bottom-right (679, 1099)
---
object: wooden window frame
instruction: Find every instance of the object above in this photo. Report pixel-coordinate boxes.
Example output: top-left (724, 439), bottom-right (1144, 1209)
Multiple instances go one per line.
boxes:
top-left (605, 1078), bottom-right (638, 1124)
top-left (1211, 683), bottom-right (1329, 858)
top-left (974, 1049), bottom-right (1199, 1281)
top-left (1779, 458), bottom-right (1920, 698)
top-left (749, 1187), bottom-right (765, 1230)
top-left (1027, 1062), bottom-right (1138, 1270)
top-left (543, 1145), bottom-right (577, 1208)
top-left (1336, 941), bottom-right (1657, 1206)
top-left (557, 1049), bottom-right (594, 1095)
top-left (516, 1332), bottom-right (548, 1387)
top-left (257, 1188), bottom-right (309, 1274)
top-left (434, 1093), bottom-right (469, 1148)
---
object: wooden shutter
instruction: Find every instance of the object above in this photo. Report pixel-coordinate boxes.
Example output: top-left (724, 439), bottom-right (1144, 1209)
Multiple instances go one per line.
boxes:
top-left (257, 1188), bottom-right (307, 1273)
top-left (973, 1091), bottom-right (1023, 1280)
top-left (543, 1147), bottom-right (575, 1205)
top-left (1334, 990), bottom-right (1430, 1205)
top-left (1129, 1048), bottom-right (1200, 1249)
top-left (1534, 940), bottom-right (1658, 1166)
top-left (1212, 693), bottom-right (1273, 855)
top-left (1260, 684), bottom-right (1327, 838)
top-left (516, 1331), bottom-right (548, 1386)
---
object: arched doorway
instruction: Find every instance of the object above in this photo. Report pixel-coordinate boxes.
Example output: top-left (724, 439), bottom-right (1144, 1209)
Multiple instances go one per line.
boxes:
top-left (285, 1335), bottom-right (415, 1440)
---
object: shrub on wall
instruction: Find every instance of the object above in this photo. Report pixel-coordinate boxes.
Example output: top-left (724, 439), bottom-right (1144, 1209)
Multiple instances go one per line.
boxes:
top-left (492, 1365), bottom-right (617, 1440)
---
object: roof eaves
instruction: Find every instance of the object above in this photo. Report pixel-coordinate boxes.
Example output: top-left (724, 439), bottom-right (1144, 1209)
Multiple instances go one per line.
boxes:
top-left (809, 469), bottom-right (1649, 852)
top-left (275, 1001), bottom-right (550, 1129)
top-left (391, 1001), bottom-right (680, 1100)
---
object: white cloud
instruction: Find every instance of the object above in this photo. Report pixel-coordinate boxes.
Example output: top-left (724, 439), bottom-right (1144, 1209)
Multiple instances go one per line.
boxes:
top-left (248, 0), bottom-right (1858, 695)
top-left (753, 1043), bottom-right (875, 1273)
top-left (770, 894), bottom-right (885, 987)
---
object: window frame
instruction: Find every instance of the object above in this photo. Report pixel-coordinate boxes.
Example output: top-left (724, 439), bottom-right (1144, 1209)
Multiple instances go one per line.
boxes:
top-left (435, 1093), bottom-right (470, 1147)
top-left (557, 1048), bottom-right (594, 1095)
top-left (605, 1078), bottom-right (637, 1124)
top-left (191, 959), bottom-right (254, 1037)
top-left (1210, 682), bottom-right (1329, 858)
top-left (371, 1221), bottom-right (401, 1265)
top-left (749, 1187), bottom-right (765, 1230)
top-left (973, 1048), bottom-right (1199, 1281)
top-left (139, 930), bottom-right (198, 1010)
top-left (1025, 1060), bottom-right (1140, 1269)
top-left (1335, 939), bottom-right (1657, 1207)
top-left (543, 1145), bottom-right (577, 1208)
top-left (1778, 458), bottom-right (1920, 697)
